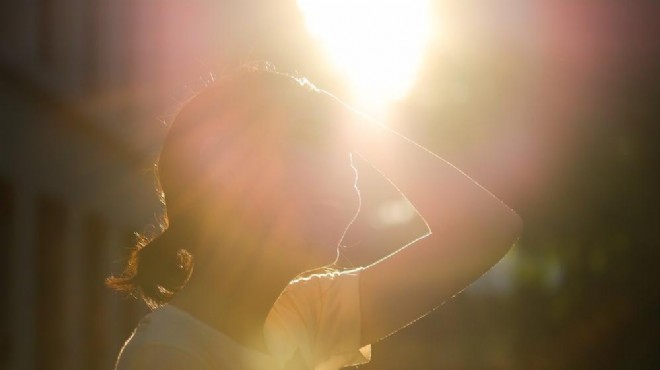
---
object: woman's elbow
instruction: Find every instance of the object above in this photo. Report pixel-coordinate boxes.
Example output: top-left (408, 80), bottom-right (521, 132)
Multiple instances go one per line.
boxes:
top-left (494, 208), bottom-right (523, 255)
top-left (507, 210), bottom-right (523, 241)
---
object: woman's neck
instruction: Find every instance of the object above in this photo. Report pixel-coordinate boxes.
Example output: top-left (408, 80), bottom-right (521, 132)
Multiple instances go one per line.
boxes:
top-left (169, 259), bottom-right (296, 353)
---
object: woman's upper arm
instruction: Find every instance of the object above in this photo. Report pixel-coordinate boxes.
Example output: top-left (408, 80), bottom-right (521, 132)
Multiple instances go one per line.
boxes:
top-left (325, 94), bottom-right (524, 345)
top-left (359, 209), bottom-right (522, 346)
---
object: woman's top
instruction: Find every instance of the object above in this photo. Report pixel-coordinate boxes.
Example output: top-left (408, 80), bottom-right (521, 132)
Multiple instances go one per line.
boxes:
top-left (115, 269), bottom-right (372, 370)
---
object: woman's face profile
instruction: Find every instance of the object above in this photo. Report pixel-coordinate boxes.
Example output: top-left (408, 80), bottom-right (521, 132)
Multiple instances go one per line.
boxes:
top-left (268, 149), bottom-right (360, 267)
top-left (163, 78), bottom-right (360, 270)
top-left (198, 138), bottom-right (358, 270)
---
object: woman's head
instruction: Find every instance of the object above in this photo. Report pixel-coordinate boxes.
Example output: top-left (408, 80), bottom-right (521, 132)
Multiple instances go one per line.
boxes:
top-left (159, 70), bottom-right (359, 259)
top-left (107, 68), bottom-right (360, 307)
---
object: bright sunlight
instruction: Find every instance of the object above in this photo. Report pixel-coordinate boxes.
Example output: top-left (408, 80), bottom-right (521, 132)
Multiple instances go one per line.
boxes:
top-left (298, 0), bottom-right (433, 107)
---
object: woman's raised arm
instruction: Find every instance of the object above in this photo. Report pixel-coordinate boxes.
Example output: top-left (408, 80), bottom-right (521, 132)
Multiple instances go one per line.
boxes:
top-left (335, 99), bottom-right (522, 345)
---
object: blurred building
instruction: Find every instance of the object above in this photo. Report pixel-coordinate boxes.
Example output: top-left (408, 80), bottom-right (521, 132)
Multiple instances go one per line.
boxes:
top-left (0, 1), bottom-right (322, 368)
top-left (0, 1), bottom-right (173, 369)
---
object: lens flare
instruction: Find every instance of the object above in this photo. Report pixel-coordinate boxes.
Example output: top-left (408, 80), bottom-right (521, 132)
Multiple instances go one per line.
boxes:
top-left (298, 0), bottom-right (433, 106)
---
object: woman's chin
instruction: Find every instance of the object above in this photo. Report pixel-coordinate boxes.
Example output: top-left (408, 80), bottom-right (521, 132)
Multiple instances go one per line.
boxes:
top-left (303, 243), bottom-right (339, 271)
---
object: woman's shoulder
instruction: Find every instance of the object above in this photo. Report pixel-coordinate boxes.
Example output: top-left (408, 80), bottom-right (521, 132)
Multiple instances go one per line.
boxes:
top-left (116, 306), bottom-right (243, 369)
top-left (115, 342), bottom-right (210, 370)
top-left (115, 307), bottom-right (209, 369)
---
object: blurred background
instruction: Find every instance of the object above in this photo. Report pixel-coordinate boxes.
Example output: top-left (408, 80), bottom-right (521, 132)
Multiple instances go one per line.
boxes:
top-left (0, 0), bottom-right (657, 369)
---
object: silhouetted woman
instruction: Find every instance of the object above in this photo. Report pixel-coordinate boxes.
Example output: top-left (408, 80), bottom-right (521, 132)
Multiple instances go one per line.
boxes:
top-left (108, 68), bottom-right (522, 370)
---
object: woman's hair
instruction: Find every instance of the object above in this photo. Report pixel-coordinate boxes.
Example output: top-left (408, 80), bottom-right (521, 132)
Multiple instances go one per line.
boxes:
top-left (106, 66), bottom-right (325, 308)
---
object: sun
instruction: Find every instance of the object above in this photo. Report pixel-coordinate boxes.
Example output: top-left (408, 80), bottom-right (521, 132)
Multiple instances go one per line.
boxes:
top-left (298, 0), bottom-right (433, 108)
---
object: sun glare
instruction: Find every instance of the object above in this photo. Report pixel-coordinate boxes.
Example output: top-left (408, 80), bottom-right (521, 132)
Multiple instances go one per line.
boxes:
top-left (298, 0), bottom-right (433, 107)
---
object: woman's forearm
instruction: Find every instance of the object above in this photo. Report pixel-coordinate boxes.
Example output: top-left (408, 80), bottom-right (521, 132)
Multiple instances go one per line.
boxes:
top-left (348, 108), bottom-right (521, 240)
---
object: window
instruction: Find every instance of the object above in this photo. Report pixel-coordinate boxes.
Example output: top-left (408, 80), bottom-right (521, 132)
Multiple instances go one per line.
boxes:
top-left (82, 1), bottom-right (100, 92)
top-left (0, 180), bottom-right (14, 367)
top-left (35, 196), bottom-right (68, 370)
top-left (37, 0), bottom-right (57, 66)
top-left (83, 213), bottom-right (108, 370)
